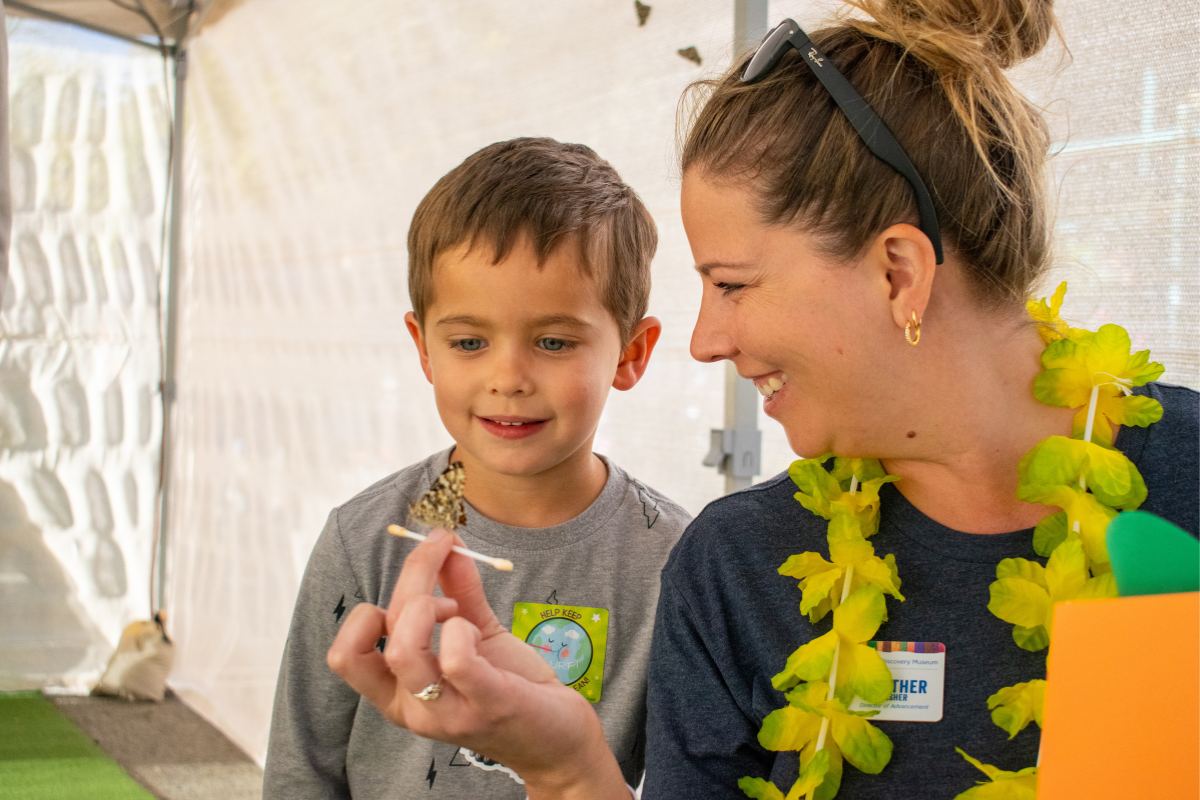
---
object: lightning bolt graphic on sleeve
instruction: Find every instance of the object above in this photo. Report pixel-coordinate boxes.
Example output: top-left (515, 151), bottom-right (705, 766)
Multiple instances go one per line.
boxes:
top-left (637, 485), bottom-right (660, 528)
top-left (426, 757), bottom-right (438, 788)
top-left (333, 594), bottom-right (347, 622)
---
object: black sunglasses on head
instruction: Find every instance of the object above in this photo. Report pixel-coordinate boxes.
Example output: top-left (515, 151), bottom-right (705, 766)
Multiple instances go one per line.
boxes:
top-left (742, 19), bottom-right (944, 264)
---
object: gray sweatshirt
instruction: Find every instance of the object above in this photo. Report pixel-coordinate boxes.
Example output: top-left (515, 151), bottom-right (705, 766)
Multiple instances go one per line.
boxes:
top-left (263, 449), bottom-right (691, 799)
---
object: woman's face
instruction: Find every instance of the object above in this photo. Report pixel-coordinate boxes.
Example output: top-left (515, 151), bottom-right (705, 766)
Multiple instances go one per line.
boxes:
top-left (682, 169), bottom-right (906, 458)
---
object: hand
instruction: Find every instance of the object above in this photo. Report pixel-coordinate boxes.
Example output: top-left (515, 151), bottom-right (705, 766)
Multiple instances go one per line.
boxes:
top-left (327, 528), bottom-right (629, 799)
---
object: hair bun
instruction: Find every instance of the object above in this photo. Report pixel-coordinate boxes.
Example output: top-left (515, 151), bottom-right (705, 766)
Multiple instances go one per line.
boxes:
top-left (844, 0), bottom-right (1057, 71)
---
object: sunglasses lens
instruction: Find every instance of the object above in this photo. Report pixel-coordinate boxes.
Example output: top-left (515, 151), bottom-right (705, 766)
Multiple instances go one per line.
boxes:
top-left (742, 21), bottom-right (796, 83)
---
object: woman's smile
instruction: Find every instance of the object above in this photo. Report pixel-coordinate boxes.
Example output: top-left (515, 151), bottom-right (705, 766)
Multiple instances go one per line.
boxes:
top-left (752, 372), bottom-right (789, 414)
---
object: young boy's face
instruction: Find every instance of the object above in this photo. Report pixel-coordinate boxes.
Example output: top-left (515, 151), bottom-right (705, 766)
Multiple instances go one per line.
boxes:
top-left (406, 236), bottom-right (650, 482)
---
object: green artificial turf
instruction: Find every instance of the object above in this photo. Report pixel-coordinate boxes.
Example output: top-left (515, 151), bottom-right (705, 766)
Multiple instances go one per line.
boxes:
top-left (0, 692), bottom-right (155, 800)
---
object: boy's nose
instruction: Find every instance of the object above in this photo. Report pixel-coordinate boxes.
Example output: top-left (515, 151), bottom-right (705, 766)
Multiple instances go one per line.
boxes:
top-left (487, 350), bottom-right (534, 396)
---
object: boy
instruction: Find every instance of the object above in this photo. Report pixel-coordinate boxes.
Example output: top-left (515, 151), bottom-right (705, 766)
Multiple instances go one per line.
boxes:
top-left (263, 138), bottom-right (690, 798)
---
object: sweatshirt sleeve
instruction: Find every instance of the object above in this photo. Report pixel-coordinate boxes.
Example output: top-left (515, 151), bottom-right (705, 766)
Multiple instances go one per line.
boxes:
top-left (642, 570), bottom-right (774, 799)
top-left (263, 509), bottom-right (364, 800)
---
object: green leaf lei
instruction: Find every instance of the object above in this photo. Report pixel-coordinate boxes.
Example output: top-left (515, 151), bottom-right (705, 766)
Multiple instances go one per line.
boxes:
top-left (740, 283), bottom-right (1163, 800)
top-left (741, 457), bottom-right (901, 800)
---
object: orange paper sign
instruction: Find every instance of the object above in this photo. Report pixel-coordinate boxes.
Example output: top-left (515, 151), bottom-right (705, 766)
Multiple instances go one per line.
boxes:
top-left (1039, 592), bottom-right (1200, 799)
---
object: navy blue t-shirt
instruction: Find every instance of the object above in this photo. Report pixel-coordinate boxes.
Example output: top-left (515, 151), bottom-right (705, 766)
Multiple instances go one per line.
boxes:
top-left (644, 382), bottom-right (1197, 799)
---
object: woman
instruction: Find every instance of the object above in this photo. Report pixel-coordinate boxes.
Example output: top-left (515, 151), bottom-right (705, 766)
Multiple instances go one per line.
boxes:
top-left (328, 0), bottom-right (1199, 797)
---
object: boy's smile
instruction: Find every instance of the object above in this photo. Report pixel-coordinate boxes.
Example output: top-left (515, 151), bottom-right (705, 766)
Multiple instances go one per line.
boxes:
top-left (477, 416), bottom-right (547, 439)
top-left (406, 235), bottom-right (660, 526)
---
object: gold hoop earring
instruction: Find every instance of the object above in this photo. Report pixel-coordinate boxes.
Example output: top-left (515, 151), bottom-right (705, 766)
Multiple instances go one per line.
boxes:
top-left (905, 310), bottom-right (922, 346)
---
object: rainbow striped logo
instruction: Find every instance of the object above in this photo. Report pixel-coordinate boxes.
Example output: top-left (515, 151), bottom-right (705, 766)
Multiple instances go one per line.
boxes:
top-left (868, 641), bottom-right (946, 653)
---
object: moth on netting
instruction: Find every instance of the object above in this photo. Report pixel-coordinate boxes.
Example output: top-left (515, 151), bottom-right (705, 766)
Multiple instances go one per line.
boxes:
top-left (635, 0), bottom-right (651, 26)
top-left (389, 461), bottom-right (514, 571)
top-left (409, 461), bottom-right (467, 531)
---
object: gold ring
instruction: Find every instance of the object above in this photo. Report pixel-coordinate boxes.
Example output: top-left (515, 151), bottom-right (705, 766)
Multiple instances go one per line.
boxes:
top-left (413, 676), bottom-right (444, 701)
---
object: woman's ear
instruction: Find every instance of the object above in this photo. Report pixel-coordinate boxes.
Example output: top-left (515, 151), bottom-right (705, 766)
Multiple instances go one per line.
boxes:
top-left (405, 312), bottom-right (435, 384)
top-left (870, 223), bottom-right (938, 335)
top-left (613, 316), bottom-right (663, 391)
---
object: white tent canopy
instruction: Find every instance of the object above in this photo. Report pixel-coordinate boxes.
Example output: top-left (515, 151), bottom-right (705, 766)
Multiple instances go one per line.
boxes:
top-left (7, 0), bottom-right (226, 49)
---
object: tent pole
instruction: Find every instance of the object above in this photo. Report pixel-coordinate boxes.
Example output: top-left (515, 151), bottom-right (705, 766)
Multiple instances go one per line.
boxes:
top-left (734, 0), bottom-right (769, 59)
top-left (723, 0), bottom-right (768, 494)
top-left (155, 47), bottom-right (187, 615)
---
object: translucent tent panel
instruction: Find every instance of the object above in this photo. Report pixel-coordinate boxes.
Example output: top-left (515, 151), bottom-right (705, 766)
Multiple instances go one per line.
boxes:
top-left (0, 19), bottom-right (167, 690)
top-left (171, 0), bottom-right (739, 760)
top-left (758, 0), bottom-right (1200, 479)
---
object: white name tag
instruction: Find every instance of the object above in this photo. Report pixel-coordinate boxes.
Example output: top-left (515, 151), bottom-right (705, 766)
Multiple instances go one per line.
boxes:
top-left (848, 641), bottom-right (945, 722)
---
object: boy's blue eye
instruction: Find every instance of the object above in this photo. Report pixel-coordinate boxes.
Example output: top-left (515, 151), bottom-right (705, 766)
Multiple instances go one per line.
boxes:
top-left (539, 338), bottom-right (568, 352)
top-left (456, 338), bottom-right (484, 352)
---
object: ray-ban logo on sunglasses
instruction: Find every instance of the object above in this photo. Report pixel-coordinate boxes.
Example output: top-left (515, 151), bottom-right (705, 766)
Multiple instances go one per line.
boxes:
top-left (807, 47), bottom-right (824, 67)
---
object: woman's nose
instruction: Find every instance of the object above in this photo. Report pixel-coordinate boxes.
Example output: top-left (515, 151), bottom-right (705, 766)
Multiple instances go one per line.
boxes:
top-left (690, 291), bottom-right (738, 364)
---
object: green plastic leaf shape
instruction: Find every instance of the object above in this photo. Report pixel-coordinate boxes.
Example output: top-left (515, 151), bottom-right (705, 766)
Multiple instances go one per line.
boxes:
top-left (988, 537), bottom-right (1116, 639)
top-left (1034, 323), bottom-right (1164, 447)
top-left (987, 680), bottom-right (1046, 739)
top-left (778, 538), bottom-right (904, 625)
top-left (1017, 436), bottom-right (1148, 568)
top-left (789, 456), bottom-right (898, 539)
top-left (759, 682), bottom-right (828, 752)
top-left (738, 777), bottom-right (784, 800)
top-left (1032, 511), bottom-right (1068, 557)
top-left (738, 750), bottom-right (834, 800)
top-left (1018, 436), bottom-right (1147, 510)
top-left (787, 686), bottom-right (893, 776)
top-left (1026, 282), bottom-right (1085, 344)
top-left (772, 587), bottom-right (893, 705)
top-left (1107, 510), bottom-right (1200, 597)
top-left (952, 749), bottom-right (1038, 800)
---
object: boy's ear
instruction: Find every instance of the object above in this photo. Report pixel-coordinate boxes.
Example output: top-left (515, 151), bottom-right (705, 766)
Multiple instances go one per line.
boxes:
top-left (613, 316), bottom-right (662, 392)
top-left (405, 312), bottom-right (435, 384)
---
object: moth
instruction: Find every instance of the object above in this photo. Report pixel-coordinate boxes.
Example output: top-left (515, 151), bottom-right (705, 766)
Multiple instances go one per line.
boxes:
top-left (408, 461), bottom-right (467, 531)
top-left (677, 46), bottom-right (702, 66)
top-left (635, 0), bottom-right (651, 27)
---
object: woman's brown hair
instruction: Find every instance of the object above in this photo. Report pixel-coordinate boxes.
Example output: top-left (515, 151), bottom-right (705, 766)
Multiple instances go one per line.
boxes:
top-left (681, 0), bottom-right (1060, 309)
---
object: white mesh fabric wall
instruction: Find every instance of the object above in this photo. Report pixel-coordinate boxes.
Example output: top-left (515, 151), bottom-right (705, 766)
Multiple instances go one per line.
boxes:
top-left (172, 0), bottom-right (739, 760)
top-left (0, 20), bottom-right (166, 690)
top-left (758, 0), bottom-right (1200, 480)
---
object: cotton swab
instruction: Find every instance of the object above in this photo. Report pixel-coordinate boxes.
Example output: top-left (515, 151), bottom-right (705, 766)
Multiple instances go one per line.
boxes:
top-left (388, 524), bottom-right (514, 571)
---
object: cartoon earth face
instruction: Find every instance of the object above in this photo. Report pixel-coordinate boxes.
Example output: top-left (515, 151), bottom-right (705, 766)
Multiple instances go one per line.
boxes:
top-left (524, 618), bottom-right (593, 684)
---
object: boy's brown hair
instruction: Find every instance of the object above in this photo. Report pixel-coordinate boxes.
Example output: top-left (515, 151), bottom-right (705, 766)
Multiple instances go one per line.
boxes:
top-left (408, 137), bottom-right (657, 343)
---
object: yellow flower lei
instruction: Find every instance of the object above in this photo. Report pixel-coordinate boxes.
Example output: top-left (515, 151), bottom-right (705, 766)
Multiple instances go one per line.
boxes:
top-left (739, 283), bottom-right (1164, 800)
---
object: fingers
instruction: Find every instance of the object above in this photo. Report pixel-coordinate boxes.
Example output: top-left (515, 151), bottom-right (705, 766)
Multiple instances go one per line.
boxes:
top-left (439, 616), bottom-right (530, 703)
top-left (386, 528), bottom-right (456, 628)
top-left (431, 596), bottom-right (460, 621)
top-left (385, 594), bottom-right (449, 695)
top-left (387, 526), bottom-right (504, 638)
top-left (438, 541), bottom-right (509, 638)
top-left (327, 603), bottom-right (399, 712)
